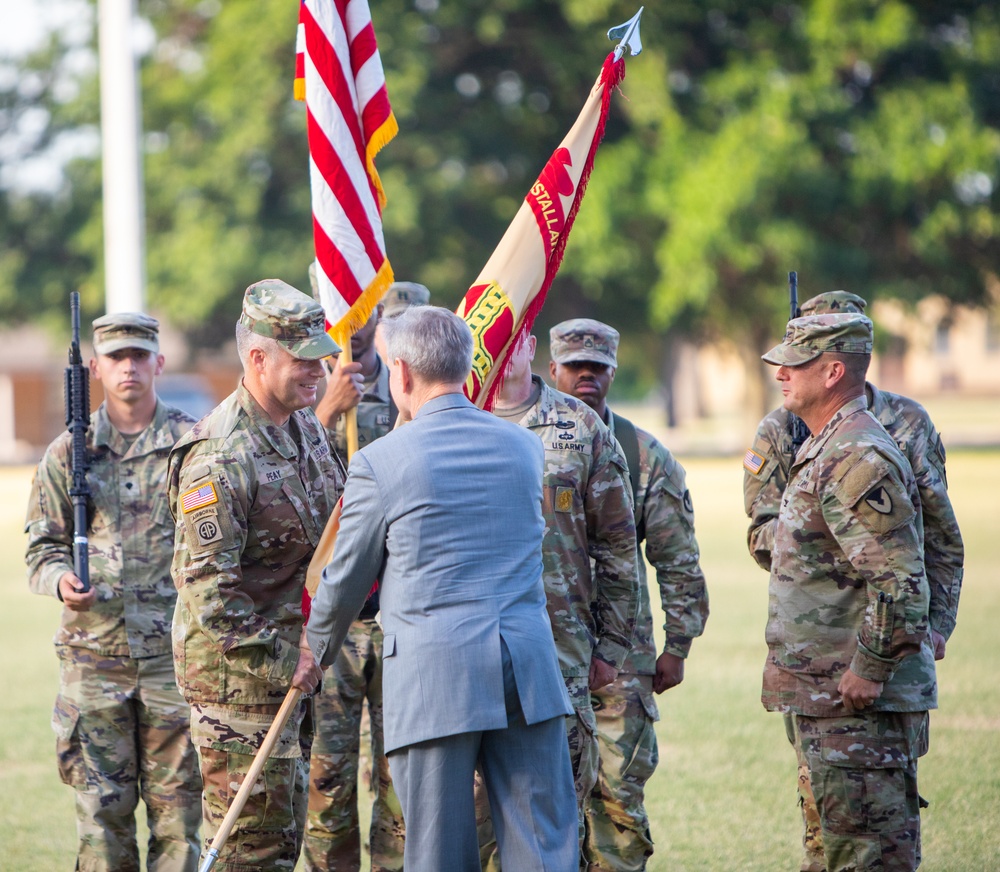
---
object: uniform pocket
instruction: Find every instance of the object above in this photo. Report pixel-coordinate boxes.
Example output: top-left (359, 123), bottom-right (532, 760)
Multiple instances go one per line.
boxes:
top-left (813, 734), bottom-right (911, 835)
top-left (382, 633), bottom-right (396, 658)
top-left (52, 695), bottom-right (86, 788)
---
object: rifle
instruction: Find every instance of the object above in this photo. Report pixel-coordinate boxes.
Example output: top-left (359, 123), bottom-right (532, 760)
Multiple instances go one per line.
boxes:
top-left (788, 270), bottom-right (801, 320)
top-left (786, 271), bottom-right (810, 457)
top-left (64, 292), bottom-right (91, 593)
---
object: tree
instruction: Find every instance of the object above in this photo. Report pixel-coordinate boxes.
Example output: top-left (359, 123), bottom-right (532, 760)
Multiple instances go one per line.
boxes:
top-left (0, 0), bottom-right (996, 407)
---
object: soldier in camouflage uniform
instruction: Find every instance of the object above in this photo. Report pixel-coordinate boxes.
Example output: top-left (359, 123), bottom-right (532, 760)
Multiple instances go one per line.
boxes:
top-left (743, 292), bottom-right (963, 872)
top-left (25, 312), bottom-right (201, 871)
top-left (760, 313), bottom-right (936, 872)
top-left (477, 333), bottom-right (639, 864)
top-left (305, 287), bottom-right (426, 871)
top-left (168, 281), bottom-right (342, 871)
top-left (548, 319), bottom-right (709, 872)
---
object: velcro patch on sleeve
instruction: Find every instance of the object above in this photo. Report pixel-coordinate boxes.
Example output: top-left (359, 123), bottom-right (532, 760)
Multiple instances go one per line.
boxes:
top-left (833, 451), bottom-right (892, 508)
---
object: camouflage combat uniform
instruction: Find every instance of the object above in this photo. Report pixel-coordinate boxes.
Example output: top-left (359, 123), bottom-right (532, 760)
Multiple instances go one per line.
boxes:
top-left (26, 400), bottom-right (202, 872)
top-left (745, 383), bottom-right (962, 872)
top-left (764, 394), bottom-right (936, 872)
top-left (169, 382), bottom-right (343, 871)
top-left (478, 376), bottom-right (639, 865)
top-left (305, 355), bottom-right (405, 872)
top-left (584, 413), bottom-right (708, 872)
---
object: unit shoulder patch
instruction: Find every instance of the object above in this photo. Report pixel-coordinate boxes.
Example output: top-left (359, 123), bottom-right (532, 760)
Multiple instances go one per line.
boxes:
top-left (854, 477), bottom-right (915, 536)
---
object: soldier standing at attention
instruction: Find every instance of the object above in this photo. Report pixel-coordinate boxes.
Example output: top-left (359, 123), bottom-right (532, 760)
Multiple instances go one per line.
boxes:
top-left (25, 312), bottom-right (202, 871)
top-left (744, 292), bottom-right (963, 872)
top-left (548, 318), bottom-right (709, 872)
top-left (168, 280), bottom-right (341, 871)
top-left (760, 313), bottom-right (936, 872)
top-left (304, 280), bottom-right (430, 872)
top-left (477, 332), bottom-right (640, 861)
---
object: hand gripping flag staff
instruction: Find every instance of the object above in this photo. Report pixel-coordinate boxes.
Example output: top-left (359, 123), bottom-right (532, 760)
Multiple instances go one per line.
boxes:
top-left (458, 7), bottom-right (644, 409)
top-left (197, 2), bottom-right (395, 870)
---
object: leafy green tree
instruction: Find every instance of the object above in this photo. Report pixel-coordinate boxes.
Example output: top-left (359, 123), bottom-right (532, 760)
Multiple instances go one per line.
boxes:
top-left (0, 0), bottom-right (996, 412)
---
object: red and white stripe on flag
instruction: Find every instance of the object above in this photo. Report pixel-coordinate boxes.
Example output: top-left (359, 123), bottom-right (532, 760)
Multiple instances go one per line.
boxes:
top-left (457, 53), bottom-right (626, 410)
top-left (296, 0), bottom-right (398, 345)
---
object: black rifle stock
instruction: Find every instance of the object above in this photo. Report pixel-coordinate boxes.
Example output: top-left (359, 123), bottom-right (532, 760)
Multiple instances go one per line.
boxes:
top-left (787, 271), bottom-right (810, 456)
top-left (64, 292), bottom-right (91, 593)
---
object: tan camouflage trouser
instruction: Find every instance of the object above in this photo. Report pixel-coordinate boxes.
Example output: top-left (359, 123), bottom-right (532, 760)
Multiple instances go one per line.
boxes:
top-left (475, 675), bottom-right (598, 870)
top-left (792, 711), bottom-right (929, 872)
top-left (304, 618), bottom-right (404, 871)
top-left (584, 673), bottom-right (659, 871)
top-left (193, 700), bottom-right (311, 872)
top-left (53, 648), bottom-right (201, 872)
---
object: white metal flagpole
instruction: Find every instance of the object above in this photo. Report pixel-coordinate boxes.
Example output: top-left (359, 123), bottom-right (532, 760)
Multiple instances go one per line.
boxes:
top-left (98, 0), bottom-right (146, 314)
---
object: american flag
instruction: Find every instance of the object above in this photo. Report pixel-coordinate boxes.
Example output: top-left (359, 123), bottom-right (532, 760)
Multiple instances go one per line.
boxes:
top-left (180, 483), bottom-right (218, 514)
top-left (295, 0), bottom-right (397, 345)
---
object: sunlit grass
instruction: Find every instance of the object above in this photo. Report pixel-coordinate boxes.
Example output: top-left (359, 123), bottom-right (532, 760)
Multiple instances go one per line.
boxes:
top-left (2, 448), bottom-right (997, 870)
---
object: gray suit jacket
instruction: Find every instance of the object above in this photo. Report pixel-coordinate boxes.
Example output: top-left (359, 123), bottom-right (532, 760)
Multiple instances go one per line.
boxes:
top-left (306, 392), bottom-right (572, 753)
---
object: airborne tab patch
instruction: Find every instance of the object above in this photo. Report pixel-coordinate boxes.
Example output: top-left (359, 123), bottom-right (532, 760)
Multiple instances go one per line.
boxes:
top-left (181, 482), bottom-right (218, 514)
top-left (743, 448), bottom-right (766, 475)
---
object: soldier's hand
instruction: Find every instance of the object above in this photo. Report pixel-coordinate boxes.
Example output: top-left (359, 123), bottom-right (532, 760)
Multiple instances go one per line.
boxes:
top-left (931, 628), bottom-right (947, 661)
top-left (653, 651), bottom-right (685, 694)
top-left (837, 669), bottom-right (884, 714)
top-left (314, 357), bottom-right (364, 425)
top-left (292, 637), bottom-right (323, 694)
top-left (58, 572), bottom-right (96, 611)
top-left (588, 655), bottom-right (618, 691)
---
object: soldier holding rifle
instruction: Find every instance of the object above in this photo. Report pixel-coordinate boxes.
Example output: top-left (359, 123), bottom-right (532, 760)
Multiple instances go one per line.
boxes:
top-left (25, 304), bottom-right (201, 871)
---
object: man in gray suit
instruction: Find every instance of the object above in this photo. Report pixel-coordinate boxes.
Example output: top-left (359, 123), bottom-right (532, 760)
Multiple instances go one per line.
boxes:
top-left (306, 306), bottom-right (579, 872)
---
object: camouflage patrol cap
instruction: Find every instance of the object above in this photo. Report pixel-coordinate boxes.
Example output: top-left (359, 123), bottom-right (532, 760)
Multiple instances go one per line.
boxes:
top-left (382, 282), bottom-right (430, 317)
top-left (239, 279), bottom-right (339, 360)
top-left (762, 313), bottom-right (873, 366)
top-left (800, 290), bottom-right (868, 316)
top-left (92, 312), bottom-right (160, 355)
top-left (549, 318), bottom-right (619, 367)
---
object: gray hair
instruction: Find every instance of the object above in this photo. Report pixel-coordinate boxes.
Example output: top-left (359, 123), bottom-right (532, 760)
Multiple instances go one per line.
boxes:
top-left (235, 321), bottom-right (282, 369)
top-left (383, 306), bottom-right (473, 385)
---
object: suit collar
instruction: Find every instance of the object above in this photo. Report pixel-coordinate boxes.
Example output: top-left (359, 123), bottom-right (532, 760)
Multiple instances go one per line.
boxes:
top-left (414, 391), bottom-right (474, 419)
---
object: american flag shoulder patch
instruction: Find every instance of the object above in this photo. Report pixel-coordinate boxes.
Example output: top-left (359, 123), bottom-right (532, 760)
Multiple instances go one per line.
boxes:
top-left (743, 448), bottom-right (767, 475)
top-left (181, 482), bottom-right (219, 514)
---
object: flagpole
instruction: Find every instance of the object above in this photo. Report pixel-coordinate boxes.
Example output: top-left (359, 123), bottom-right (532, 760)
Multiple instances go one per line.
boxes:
top-left (338, 341), bottom-right (361, 458)
top-left (197, 689), bottom-right (303, 872)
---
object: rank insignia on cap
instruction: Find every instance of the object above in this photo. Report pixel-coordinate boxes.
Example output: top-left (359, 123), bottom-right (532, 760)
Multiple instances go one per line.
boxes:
top-left (181, 482), bottom-right (219, 514)
top-left (743, 448), bottom-right (766, 475)
top-left (864, 486), bottom-right (892, 514)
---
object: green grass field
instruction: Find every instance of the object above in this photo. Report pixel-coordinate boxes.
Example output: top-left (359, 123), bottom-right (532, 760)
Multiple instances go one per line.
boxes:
top-left (2, 450), bottom-right (998, 870)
